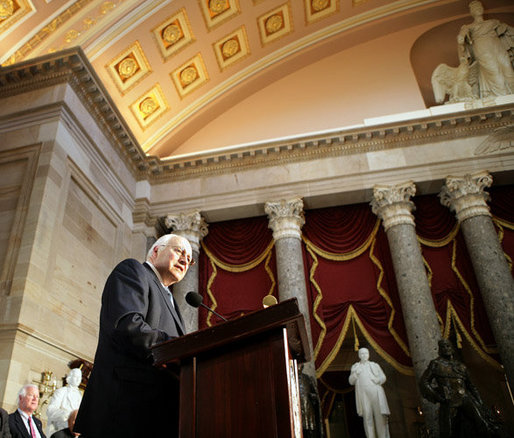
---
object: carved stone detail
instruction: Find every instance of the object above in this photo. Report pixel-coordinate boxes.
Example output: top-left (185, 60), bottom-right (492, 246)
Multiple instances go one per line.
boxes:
top-left (439, 171), bottom-right (492, 222)
top-left (165, 210), bottom-right (208, 251)
top-left (370, 181), bottom-right (416, 231)
top-left (265, 198), bottom-right (305, 240)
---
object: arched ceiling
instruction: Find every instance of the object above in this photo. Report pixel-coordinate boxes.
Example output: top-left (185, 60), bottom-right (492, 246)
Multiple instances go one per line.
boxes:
top-left (0, 0), bottom-right (507, 159)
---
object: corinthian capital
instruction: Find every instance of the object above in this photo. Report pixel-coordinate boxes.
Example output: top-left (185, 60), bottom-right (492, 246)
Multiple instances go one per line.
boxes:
top-left (370, 181), bottom-right (416, 231)
top-left (265, 198), bottom-right (305, 240)
top-left (439, 171), bottom-right (492, 222)
top-left (165, 210), bottom-right (208, 252)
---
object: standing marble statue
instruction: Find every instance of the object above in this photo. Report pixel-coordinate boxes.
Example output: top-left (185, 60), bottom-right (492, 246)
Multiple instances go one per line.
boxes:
top-left (432, 1), bottom-right (514, 104)
top-left (349, 348), bottom-right (391, 438)
top-left (458, 1), bottom-right (514, 98)
top-left (46, 369), bottom-right (83, 436)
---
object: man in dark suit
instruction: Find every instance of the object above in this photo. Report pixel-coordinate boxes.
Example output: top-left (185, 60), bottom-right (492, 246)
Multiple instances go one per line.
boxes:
top-left (74, 234), bottom-right (194, 438)
top-left (1, 407), bottom-right (12, 438)
top-left (9, 384), bottom-right (46, 438)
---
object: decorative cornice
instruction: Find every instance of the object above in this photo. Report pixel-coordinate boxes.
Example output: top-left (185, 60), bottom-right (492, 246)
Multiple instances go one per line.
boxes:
top-left (0, 48), bottom-right (149, 176)
top-left (439, 171), bottom-right (493, 222)
top-left (1, 49), bottom-right (513, 184)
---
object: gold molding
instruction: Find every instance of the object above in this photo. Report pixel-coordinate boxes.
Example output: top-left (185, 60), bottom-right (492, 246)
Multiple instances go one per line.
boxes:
top-left (304, 0), bottom-right (339, 24)
top-left (170, 53), bottom-right (209, 99)
top-left (257, 2), bottom-right (293, 46)
top-left (130, 83), bottom-right (169, 130)
top-left (198, 0), bottom-right (240, 31)
top-left (151, 7), bottom-right (195, 62)
top-left (213, 26), bottom-right (250, 71)
top-left (105, 41), bottom-right (152, 95)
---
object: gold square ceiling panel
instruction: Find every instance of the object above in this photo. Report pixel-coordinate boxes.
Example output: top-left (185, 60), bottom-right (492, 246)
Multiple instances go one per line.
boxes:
top-left (106, 41), bottom-right (152, 95)
top-left (199, 0), bottom-right (240, 31)
top-left (152, 8), bottom-right (194, 61)
top-left (171, 53), bottom-right (209, 98)
top-left (130, 84), bottom-right (169, 130)
top-left (257, 2), bottom-right (292, 46)
top-left (213, 26), bottom-right (250, 71)
top-left (305, 0), bottom-right (338, 24)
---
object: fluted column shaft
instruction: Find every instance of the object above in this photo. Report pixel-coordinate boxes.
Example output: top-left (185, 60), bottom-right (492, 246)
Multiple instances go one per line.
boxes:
top-left (371, 182), bottom-right (441, 436)
top-left (440, 171), bottom-right (514, 387)
top-left (265, 198), bottom-right (316, 378)
top-left (165, 211), bottom-right (208, 334)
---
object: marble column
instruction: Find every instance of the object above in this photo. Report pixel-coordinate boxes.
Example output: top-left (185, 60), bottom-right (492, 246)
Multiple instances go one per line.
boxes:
top-left (165, 210), bottom-right (209, 333)
top-left (264, 198), bottom-right (316, 378)
top-left (371, 181), bottom-right (441, 436)
top-left (440, 171), bottom-right (514, 387)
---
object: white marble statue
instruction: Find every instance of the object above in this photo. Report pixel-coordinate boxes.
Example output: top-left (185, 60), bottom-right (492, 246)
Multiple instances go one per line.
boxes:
top-left (432, 55), bottom-right (478, 104)
top-left (46, 368), bottom-right (83, 436)
top-left (349, 348), bottom-right (390, 438)
top-left (432, 1), bottom-right (514, 104)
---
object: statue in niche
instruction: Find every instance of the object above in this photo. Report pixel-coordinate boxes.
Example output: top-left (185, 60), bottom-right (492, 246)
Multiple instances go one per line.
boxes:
top-left (348, 347), bottom-right (391, 438)
top-left (419, 339), bottom-right (502, 438)
top-left (431, 1), bottom-right (514, 104)
top-left (46, 368), bottom-right (83, 436)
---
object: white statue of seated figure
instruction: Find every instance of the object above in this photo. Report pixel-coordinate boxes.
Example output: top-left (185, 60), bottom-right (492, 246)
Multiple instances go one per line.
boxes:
top-left (46, 368), bottom-right (83, 436)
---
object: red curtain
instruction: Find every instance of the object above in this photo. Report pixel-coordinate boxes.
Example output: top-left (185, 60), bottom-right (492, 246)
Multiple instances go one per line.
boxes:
top-left (302, 203), bottom-right (412, 377)
top-left (196, 186), bottom-right (514, 373)
top-left (198, 216), bottom-right (277, 327)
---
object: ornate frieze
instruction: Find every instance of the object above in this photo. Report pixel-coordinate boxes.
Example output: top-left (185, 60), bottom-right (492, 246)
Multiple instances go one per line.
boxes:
top-left (370, 181), bottom-right (416, 231)
top-left (439, 171), bottom-right (493, 222)
top-left (265, 198), bottom-right (305, 240)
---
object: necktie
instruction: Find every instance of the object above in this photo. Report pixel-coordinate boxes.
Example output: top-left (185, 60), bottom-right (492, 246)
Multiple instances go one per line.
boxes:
top-left (28, 416), bottom-right (36, 438)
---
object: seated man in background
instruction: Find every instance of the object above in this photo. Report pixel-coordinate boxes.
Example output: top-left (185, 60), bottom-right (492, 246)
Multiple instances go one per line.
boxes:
top-left (9, 384), bottom-right (46, 438)
top-left (1, 407), bottom-right (12, 438)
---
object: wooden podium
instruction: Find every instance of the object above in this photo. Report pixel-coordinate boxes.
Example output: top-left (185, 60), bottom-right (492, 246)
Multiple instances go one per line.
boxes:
top-left (152, 298), bottom-right (310, 438)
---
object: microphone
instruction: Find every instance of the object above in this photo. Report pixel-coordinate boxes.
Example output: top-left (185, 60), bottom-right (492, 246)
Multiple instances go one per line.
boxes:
top-left (185, 292), bottom-right (228, 322)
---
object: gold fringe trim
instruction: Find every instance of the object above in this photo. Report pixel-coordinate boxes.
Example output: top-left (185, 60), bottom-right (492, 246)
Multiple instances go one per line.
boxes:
top-left (201, 240), bottom-right (275, 272)
top-left (369, 238), bottom-right (411, 357)
top-left (316, 306), bottom-right (414, 378)
top-left (449, 239), bottom-right (496, 355)
top-left (306, 244), bottom-right (326, 361)
top-left (493, 216), bottom-right (513, 271)
top-left (417, 223), bottom-right (460, 247)
top-left (303, 220), bottom-right (380, 261)
top-left (443, 301), bottom-right (501, 369)
top-left (202, 240), bottom-right (277, 327)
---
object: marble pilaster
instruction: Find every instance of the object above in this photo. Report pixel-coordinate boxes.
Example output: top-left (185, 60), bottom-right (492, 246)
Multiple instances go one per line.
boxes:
top-left (165, 211), bottom-right (209, 334)
top-left (371, 181), bottom-right (441, 437)
top-left (440, 171), bottom-right (514, 388)
top-left (265, 198), bottom-right (316, 378)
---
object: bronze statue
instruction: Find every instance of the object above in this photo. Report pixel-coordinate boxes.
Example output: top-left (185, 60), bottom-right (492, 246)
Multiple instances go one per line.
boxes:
top-left (420, 339), bottom-right (500, 438)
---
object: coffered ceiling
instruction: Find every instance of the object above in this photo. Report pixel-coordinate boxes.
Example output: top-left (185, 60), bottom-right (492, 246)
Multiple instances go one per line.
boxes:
top-left (0, 0), bottom-right (506, 159)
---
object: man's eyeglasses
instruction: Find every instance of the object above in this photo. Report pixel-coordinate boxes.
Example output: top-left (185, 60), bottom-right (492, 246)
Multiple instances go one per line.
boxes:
top-left (167, 246), bottom-right (195, 266)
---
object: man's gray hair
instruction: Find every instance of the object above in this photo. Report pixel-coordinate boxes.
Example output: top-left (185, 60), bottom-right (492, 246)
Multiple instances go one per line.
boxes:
top-left (146, 234), bottom-right (181, 261)
top-left (17, 384), bottom-right (38, 407)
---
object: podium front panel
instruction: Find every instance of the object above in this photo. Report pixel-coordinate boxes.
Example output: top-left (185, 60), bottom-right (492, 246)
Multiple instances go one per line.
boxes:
top-left (179, 327), bottom-right (301, 438)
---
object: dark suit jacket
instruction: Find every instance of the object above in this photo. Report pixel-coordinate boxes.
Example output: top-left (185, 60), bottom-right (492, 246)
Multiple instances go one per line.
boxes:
top-left (49, 428), bottom-right (74, 438)
top-left (8, 411), bottom-right (45, 438)
top-left (75, 259), bottom-right (185, 438)
top-left (1, 408), bottom-right (11, 438)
